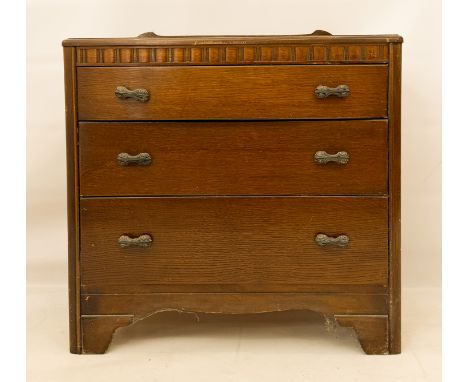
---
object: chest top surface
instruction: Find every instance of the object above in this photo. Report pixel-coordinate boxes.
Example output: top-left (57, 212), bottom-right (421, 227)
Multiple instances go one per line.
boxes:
top-left (63, 31), bottom-right (403, 66)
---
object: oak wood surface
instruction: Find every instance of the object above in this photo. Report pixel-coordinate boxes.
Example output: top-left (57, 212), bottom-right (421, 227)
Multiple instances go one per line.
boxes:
top-left (81, 284), bottom-right (387, 295)
top-left (73, 44), bottom-right (389, 66)
top-left (388, 43), bottom-right (402, 354)
top-left (77, 65), bottom-right (388, 120)
top-left (80, 197), bottom-right (388, 293)
top-left (335, 315), bottom-right (389, 355)
top-left (79, 120), bottom-right (388, 196)
top-left (79, 298), bottom-right (390, 354)
top-left (81, 315), bottom-right (133, 354)
top-left (63, 34), bottom-right (403, 47)
top-left (81, 293), bottom-right (388, 317)
top-left (64, 33), bottom-right (402, 355)
top-left (63, 47), bottom-right (81, 354)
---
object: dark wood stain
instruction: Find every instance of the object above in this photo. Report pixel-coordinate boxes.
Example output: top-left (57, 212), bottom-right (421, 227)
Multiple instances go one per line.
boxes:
top-left (62, 33), bottom-right (403, 47)
top-left (63, 32), bottom-right (402, 355)
top-left (63, 47), bottom-right (81, 354)
top-left (80, 197), bottom-right (388, 292)
top-left (335, 315), bottom-right (389, 354)
top-left (388, 43), bottom-right (402, 354)
top-left (77, 65), bottom-right (388, 120)
top-left (82, 293), bottom-right (388, 317)
top-left (81, 315), bottom-right (133, 354)
top-left (79, 120), bottom-right (388, 196)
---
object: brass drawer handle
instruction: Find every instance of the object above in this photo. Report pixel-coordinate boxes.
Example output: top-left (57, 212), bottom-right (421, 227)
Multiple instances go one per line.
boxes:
top-left (117, 152), bottom-right (152, 166)
top-left (118, 234), bottom-right (152, 248)
top-left (315, 85), bottom-right (350, 98)
top-left (115, 85), bottom-right (150, 102)
top-left (314, 151), bottom-right (349, 165)
top-left (315, 234), bottom-right (349, 247)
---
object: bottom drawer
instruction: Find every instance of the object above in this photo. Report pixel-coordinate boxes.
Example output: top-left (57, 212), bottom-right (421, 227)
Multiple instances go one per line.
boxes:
top-left (80, 197), bottom-right (388, 293)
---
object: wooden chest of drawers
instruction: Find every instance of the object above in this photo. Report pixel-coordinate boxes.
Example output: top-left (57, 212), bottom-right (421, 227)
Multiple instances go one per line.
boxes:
top-left (63, 31), bottom-right (402, 354)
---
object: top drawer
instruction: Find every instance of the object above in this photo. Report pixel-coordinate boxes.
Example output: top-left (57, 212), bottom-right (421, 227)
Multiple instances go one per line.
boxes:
top-left (77, 65), bottom-right (388, 120)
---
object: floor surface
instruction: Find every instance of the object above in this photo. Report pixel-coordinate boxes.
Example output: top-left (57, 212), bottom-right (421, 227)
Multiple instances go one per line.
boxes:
top-left (27, 285), bottom-right (440, 381)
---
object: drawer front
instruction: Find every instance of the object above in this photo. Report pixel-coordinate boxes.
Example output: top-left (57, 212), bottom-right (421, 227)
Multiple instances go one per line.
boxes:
top-left (79, 120), bottom-right (388, 196)
top-left (77, 65), bottom-right (388, 120)
top-left (80, 197), bottom-right (388, 293)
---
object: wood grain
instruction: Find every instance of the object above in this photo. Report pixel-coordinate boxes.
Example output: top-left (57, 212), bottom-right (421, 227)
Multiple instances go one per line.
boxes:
top-left (388, 43), bottom-right (402, 354)
top-left (80, 197), bottom-right (388, 293)
top-left (81, 293), bottom-right (388, 317)
top-left (81, 315), bottom-right (133, 354)
top-left (73, 44), bottom-right (389, 66)
top-left (79, 120), bottom-right (388, 196)
top-left (77, 65), bottom-right (388, 120)
top-left (80, 283), bottom-right (387, 294)
top-left (63, 47), bottom-right (81, 354)
top-left (62, 33), bottom-right (403, 47)
top-left (79, 296), bottom-right (388, 354)
top-left (64, 32), bottom-right (402, 355)
top-left (335, 315), bottom-right (389, 354)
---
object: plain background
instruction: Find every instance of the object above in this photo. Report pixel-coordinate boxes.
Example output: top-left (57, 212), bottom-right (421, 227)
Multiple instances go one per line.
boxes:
top-left (27, 0), bottom-right (441, 380)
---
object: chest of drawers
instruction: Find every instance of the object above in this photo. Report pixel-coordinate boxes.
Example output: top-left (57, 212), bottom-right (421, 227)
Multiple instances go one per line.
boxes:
top-left (63, 31), bottom-right (402, 354)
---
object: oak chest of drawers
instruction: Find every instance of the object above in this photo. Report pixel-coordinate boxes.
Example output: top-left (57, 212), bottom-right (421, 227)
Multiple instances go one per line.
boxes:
top-left (63, 31), bottom-right (402, 354)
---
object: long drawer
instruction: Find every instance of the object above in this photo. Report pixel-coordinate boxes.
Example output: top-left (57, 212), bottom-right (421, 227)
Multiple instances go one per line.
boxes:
top-left (77, 65), bottom-right (388, 120)
top-left (79, 120), bottom-right (388, 196)
top-left (80, 197), bottom-right (388, 294)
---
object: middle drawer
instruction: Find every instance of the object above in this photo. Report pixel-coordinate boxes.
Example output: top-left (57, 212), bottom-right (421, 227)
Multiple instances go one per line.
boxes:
top-left (79, 120), bottom-right (388, 196)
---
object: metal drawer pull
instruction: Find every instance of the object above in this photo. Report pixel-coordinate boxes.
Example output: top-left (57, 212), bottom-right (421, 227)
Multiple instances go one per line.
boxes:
top-left (315, 234), bottom-right (349, 247)
top-left (118, 234), bottom-right (152, 248)
top-left (115, 85), bottom-right (150, 102)
top-left (117, 152), bottom-right (152, 166)
top-left (314, 151), bottom-right (349, 165)
top-left (315, 84), bottom-right (350, 98)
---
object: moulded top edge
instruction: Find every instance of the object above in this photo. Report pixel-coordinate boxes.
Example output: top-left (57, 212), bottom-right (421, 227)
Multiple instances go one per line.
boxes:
top-left (62, 34), bottom-right (404, 47)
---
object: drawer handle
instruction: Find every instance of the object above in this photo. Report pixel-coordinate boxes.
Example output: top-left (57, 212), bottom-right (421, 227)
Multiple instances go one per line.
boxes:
top-left (117, 152), bottom-right (152, 166)
top-left (115, 85), bottom-right (150, 102)
top-left (314, 151), bottom-right (349, 165)
top-left (315, 85), bottom-right (350, 99)
top-left (315, 234), bottom-right (349, 247)
top-left (118, 234), bottom-right (152, 248)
